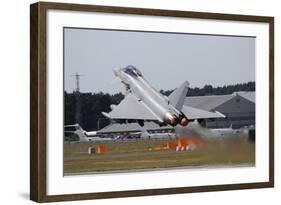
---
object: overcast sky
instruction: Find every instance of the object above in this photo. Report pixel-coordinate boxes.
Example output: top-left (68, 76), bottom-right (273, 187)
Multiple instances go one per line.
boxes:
top-left (64, 28), bottom-right (255, 94)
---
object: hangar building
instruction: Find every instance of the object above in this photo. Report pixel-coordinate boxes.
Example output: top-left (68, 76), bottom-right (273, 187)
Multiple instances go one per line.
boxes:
top-left (184, 91), bottom-right (255, 129)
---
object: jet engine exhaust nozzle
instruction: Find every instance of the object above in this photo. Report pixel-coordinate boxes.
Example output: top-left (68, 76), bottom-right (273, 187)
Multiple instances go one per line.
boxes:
top-left (170, 116), bottom-right (178, 126)
top-left (165, 113), bottom-right (178, 126)
top-left (180, 117), bottom-right (189, 126)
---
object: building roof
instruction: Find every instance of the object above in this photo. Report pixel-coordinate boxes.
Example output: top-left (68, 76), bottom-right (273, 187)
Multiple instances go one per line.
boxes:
top-left (97, 122), bottom-right (172, 134)
top-left (235, 91), bottom-right (255, 103)
top-left (184, 94), bottom-right (233, 111)
top-left (184, 91), bottom-right (255, 111)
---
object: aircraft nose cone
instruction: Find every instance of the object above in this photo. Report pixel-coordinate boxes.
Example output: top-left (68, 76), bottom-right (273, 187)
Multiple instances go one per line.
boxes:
top-left (113, 67), bottom-right (120, 76)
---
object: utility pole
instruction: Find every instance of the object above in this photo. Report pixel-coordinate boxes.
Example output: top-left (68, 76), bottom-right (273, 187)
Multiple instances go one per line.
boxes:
top-left (72, 72), bottom-right (83, 126)
top-left (74, 72), bottom-right (80, 92)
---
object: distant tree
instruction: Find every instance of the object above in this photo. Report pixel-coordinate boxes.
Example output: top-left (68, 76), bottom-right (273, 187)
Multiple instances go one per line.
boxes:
top-left (204, 85), bottom-right (213, 95)
top-left (186, 81), bottom-right (255, 96)
top-left (111, 92), bottom-right (124, 104)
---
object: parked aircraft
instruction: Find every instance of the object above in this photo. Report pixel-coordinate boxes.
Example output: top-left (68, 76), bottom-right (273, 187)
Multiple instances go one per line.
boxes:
top-left (102, 65), bottom-right (224, 127)
top-left (137, 130), bottom-right (177, 139)
top-left (121, 129), bottom-right (178, 139)
top-left (64, 124), bottom-right (112, 142)
top-left (210, 125), bottom-right (241, 136)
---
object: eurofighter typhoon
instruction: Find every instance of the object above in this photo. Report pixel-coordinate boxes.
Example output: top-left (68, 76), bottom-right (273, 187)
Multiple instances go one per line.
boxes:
top-left (102, 65), bottom-right (224, 127)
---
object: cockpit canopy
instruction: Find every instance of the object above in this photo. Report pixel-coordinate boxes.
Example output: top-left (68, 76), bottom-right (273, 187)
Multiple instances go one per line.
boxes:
top-left (122, 65), bottom-right (143, 77)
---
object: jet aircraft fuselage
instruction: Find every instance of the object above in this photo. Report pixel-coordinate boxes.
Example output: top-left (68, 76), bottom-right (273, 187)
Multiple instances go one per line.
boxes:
top-left (112, 65), bottom-right (189, 126)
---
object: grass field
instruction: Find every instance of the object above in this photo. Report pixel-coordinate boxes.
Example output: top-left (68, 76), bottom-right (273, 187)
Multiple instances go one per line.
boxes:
top-left (63, 135), bottom-right (255, 175)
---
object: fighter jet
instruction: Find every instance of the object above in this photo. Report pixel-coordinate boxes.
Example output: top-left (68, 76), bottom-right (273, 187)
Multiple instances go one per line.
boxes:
top-left (102, 65), bottom-right (224, 127)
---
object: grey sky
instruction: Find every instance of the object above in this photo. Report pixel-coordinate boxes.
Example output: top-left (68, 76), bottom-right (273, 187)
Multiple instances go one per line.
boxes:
top-left (64, 28), bottom-right (255, 94)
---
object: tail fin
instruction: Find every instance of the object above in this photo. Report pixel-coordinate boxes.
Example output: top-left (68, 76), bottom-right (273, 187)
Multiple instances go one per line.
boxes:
top-left (140, 130), bottom-right (150, 139)
top-left (75, 129), bottom-right (89, 142)
top-left (64, 124), bottom-right (89, 142)
top-left (168, 81), bottom-right (189, 110)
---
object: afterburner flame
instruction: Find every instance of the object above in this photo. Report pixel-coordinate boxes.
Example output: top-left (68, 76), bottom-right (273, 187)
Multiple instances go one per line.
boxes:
top-left (180, 117), bottom-right (189, 126)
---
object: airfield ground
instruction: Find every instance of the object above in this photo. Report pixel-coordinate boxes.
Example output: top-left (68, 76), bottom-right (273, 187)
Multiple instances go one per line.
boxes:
top-left (63, 135), bottom-right (255, 175)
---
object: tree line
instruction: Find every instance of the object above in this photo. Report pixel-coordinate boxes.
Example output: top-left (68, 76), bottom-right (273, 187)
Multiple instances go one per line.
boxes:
top-left (64, 81), bottom-right (255, 131)
top-left (160, 81), bottom-right (255, 96)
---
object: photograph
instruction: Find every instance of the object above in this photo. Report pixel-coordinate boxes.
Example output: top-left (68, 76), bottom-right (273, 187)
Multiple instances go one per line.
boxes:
top-left (63, 28), bottom-right (256, 175)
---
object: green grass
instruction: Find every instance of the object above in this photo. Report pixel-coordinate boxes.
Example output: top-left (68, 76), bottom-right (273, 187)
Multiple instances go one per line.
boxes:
top-left (63, 137), bottom-right (255, 174)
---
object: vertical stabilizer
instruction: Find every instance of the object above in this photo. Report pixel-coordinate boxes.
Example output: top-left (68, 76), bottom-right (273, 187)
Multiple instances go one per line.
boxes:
top-left (168, 81), bottom-right (189, 110)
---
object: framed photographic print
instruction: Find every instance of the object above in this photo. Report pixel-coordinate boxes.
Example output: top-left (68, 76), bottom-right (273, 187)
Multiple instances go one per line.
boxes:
top-left (30, 1), bottom-right (274, 202)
